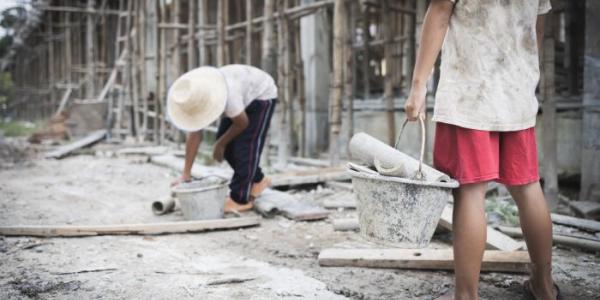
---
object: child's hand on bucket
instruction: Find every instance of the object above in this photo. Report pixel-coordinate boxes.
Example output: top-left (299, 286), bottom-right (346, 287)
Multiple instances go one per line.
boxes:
top-left (405, 84), bottom-right (427, 122)
top-left (171, 174), bottom-right (192, 187)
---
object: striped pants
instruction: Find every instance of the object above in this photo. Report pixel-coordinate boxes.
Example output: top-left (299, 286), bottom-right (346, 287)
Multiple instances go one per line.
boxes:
top-left (217, 99), bottom-right (276, 204)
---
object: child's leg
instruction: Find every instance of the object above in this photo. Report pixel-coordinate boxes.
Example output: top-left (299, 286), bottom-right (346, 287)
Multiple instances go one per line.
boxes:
top-left (507, 182), bottom-right (556, 299)
top-left (452, 182), bottom-right (488, 300)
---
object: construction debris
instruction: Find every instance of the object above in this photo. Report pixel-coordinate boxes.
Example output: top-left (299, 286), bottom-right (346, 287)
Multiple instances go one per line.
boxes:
top-left (151, 196), bottom-right (177, 215)
top-left (551, 213), bottom-right (600, 233)
top-left (45, 130), bottom-right (107, 159)
top-left (0, 217), bottom-right (260, 237)
top-left (254, 189), bottom-right (329, 221)
top-left (318, 249), bottom-right (531, 273)
top-left (497, 226), bottom-right (600, 252)
top-left (569, 201), bottom-right (600, 220)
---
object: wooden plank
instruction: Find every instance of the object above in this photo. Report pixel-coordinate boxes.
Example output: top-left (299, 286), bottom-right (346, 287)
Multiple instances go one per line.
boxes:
top-left (497, 226), bottom-right (600, 252)
top-left (551, 213), bottom-right (600, 232)
top-left (254, 189), bottom-right (329, 221)
top-left (45, 129), bottom-right (107, 159)
top-left (0, 217), bottom-right (260, 237)
top-left (439, 206), bottom-right (523, 251)
top-left (318, 248), bottom-right (530, 273)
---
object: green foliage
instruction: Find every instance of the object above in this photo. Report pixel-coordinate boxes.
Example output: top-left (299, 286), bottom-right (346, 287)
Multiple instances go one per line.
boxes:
top-left (0, 120), bottom-right (37, 137)
top-left (486, 197), bottom-right (519, 226)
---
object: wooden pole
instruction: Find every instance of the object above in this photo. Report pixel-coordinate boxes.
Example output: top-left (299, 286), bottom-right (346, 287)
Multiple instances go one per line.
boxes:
top-left (139, 0), bottom-right (148, 141)
top-left (245, 0), bottom-right (253, 65)
top-left (277, 0), bottom-right (291, 166)
top-left (198, 0), bottom-right (207, 65)
top-left (541, 12), bottom-right (558, 210)
top-left (361, 5), bottom-right (370, 101)
top-left (345, 0), bottom-right (355, 144)
top-left (382, 0), bottom-right (396, 146)
top-left (262, 0), bottom-right (277, 76)
top-left (329, 0), bottom-right (347, 165)
top-left (158, 1), bottom-right (167, 143)
top-left (47, 14), bottom-right (56, 111)
top-left (86, 0), bottom-right (96, 99)
top-left (187, 0), bottom-right (196, 70)
top-left (64, 11), bottom-right (72, 85)
top-left (295, 20), bottom-right (306, 157)
top-left (581, 1), bottom-right (600, 202)
top-left (217, 0), bottom-right (226, 66)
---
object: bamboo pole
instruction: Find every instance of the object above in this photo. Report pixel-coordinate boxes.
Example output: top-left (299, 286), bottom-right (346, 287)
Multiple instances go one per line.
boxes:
top-left (382, 0), bottom-right (396, 146)
top-left (262, 0), bottom-right (277, 76)
top-left (295, 20), bottom-right (306, 157)
top-left (188, 0), bottom-right (195, 70)
top-left (246, 0), bottom-right (253, 64)
top-left (217, 0), bottom-right (226, 66)
top-left (86, 0), bottom-right (95, 99)
top-left (198, 0), bottom-right (207, 65)
top-left (277, 0), bottom-right (291, 166)
top-left (47, 14), bottom-right (56, 111)
top-left (158, 1), bottom-right (168, 143)
top-left (345, 0), bottom-right (355, 146)
top-left (361, 6), bottom-right (370, 101)
top-left (139, 1), bottom-right (148, 141)
top-left (330, 0), bottom-right (347, 165)
top-left (541, 13), bottom-right (558, 210)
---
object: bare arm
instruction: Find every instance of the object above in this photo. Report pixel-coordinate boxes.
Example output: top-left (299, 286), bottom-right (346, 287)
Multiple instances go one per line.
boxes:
top-left (405, 0), bottom-right (455, 121)
top-left (213, 112), bottom-right (249, 162)
top-left (171, 131), bottom-right (203, 186)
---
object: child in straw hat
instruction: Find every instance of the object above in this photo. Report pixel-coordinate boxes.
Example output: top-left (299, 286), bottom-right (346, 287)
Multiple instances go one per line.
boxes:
top-left (405, 0), bottom-right (560, 299)
top-left (168, 64), bottom-right (277, 213)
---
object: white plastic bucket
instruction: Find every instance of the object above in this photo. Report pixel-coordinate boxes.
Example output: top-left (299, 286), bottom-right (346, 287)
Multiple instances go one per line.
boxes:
top-left (172, 177), bottom-right (229, 220)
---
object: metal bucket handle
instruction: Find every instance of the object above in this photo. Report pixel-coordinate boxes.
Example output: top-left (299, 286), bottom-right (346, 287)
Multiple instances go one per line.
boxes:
top-left (395, 116), bottom-right (426, 180)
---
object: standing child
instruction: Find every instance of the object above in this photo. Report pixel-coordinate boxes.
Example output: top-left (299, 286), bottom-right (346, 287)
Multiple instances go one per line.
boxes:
top-left (168, 64), bottom-right (277, 213)
top-left (405, 0), bottom-right (559, 299)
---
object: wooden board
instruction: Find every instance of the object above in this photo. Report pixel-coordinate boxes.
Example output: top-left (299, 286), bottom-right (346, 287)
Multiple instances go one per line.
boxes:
top-left (0, 217), bottom-right (260, 237)
top-left (45, 129), bottom-right (107, 159)
top-left (318, 248), bottom-right (531, 273)
top-left (551, 213), bottom-right (600, 232)
top-left (254, 189), bottom-right (329, 221)
top-left (439, 206), bottom-right (523, 251)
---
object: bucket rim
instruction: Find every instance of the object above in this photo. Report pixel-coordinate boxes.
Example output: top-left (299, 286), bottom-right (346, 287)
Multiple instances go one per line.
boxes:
top-left (348, 169), bottom-right (459, 189)
top-left (172, 181), bottom-right (229, 194)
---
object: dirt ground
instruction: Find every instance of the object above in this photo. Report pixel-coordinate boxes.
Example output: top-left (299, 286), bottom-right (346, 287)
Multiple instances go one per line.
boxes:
top-left (1, 140), bottom-right (599, 300)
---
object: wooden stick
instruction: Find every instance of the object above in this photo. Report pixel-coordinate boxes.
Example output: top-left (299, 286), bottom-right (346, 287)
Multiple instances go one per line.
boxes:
top-left (0, 217), bottom-right (260, 237)
top-left (329, 0), bottom-right (347, 165)
top-left (318, 248), bottom-right (531, 273)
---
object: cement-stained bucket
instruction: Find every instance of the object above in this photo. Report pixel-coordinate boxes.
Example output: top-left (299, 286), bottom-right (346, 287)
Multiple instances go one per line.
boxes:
top-left (350, 117), bottom-right (459, 248)
top-left (351, 169), bottom-right (458, 248)
top-left (172, 176), bottom-right (229, 220)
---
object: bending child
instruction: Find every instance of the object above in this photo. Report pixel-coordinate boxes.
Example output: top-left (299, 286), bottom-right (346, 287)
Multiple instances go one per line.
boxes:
top-left (168, 64), bottom-right (277, 213)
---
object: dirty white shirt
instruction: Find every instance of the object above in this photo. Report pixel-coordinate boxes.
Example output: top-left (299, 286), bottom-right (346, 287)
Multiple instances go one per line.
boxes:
top-left (433, 0), bottom-right (552, 131)
top-left (219, 64), bottom-right (278, 118)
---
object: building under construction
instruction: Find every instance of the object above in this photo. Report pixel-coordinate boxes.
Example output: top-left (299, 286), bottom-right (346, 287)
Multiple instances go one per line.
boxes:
top-left (0, 0), bottom-right (599, 202)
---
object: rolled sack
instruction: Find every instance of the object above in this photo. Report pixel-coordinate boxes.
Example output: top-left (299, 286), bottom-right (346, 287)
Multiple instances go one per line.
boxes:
top-left (348, 132), bottom-right (451, 183)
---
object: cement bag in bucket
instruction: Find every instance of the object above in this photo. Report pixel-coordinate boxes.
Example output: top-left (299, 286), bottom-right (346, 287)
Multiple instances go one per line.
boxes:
top-left (349, 118), bottom-right (459, 248)
top-left (172, 176), bottom-right (229, 220)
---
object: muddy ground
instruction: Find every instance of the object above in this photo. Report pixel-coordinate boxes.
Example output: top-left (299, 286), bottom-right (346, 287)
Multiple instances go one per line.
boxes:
top-left (1, 140), bottom-right (599, 300)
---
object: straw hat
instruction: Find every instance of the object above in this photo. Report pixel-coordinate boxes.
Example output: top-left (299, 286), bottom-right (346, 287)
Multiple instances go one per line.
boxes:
top-left (167, 67), bottom-right (228, 132)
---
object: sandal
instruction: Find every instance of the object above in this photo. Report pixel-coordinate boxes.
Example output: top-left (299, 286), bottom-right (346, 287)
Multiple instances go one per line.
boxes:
top-left (523, 280), bottom-right (562, 300)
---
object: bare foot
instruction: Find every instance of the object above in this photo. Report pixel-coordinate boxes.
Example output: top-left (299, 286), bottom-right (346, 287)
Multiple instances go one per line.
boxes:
top-left (224, 197), bottom-right (253, 213)
top-left (524, 280), bottom-right (559, 300)
top-left (251, 176), bottom-right (272, 198)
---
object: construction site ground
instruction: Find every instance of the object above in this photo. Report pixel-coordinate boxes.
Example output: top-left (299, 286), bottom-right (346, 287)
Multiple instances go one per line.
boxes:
top-left (1, 138), bottom-right (599, 300)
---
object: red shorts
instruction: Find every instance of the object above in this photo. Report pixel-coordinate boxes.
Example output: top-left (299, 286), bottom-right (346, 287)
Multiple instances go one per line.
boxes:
top-left (433, 122), bottom-right (540, 186)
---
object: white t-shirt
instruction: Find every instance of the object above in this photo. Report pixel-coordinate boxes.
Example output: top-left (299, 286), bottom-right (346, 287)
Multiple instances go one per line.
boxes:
top-left (219, 64), bottom-right (278, 118)
top-left (433, 0), bottom-right (552, 131)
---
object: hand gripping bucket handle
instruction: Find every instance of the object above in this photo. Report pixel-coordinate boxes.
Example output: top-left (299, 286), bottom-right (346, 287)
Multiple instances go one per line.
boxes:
top-left (374, 116), bottom-right (426, 180)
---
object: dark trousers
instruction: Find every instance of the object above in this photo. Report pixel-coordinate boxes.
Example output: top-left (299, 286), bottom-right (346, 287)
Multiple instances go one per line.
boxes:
top-left (217, 99), bottom-right (276, 204)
